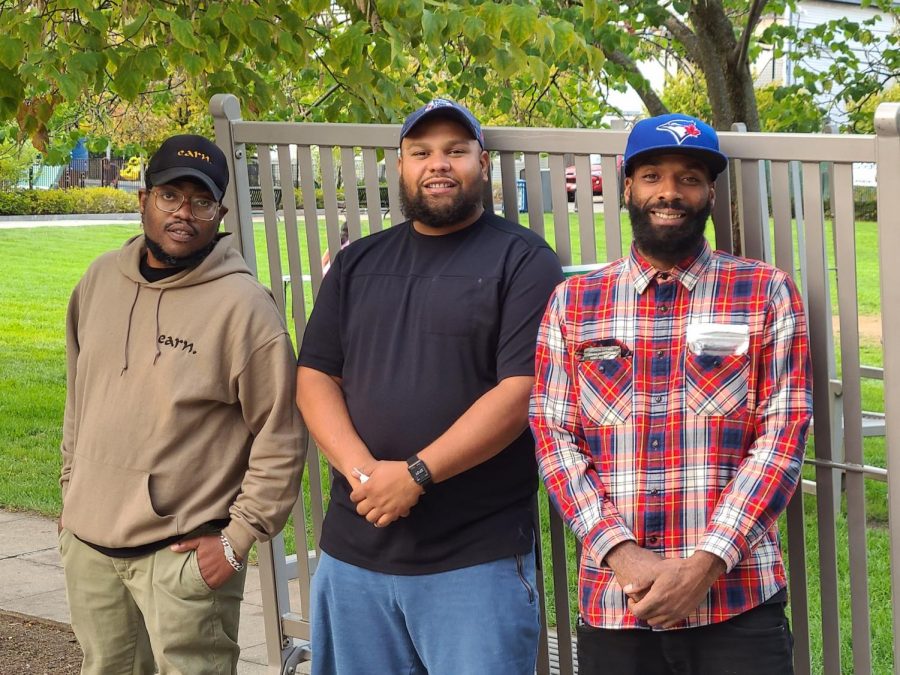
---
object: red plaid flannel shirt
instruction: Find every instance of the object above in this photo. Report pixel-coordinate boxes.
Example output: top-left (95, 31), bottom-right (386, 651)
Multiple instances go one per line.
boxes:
top-left (530, 242), bottom-right (812, 629)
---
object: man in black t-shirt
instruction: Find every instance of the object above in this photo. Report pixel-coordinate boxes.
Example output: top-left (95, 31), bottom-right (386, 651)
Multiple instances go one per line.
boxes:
top-left (297, 99), bottom-right (563, 675)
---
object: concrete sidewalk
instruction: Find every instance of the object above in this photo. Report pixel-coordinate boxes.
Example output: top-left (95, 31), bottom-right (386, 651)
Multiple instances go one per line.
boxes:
top-left (0, 509), bottom-right (308, 674)
top-left (0, 213), bottom-right (141, 229)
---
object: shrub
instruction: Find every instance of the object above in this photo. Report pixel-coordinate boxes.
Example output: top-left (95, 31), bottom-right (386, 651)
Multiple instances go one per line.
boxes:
top-left (0, 190), bottom-right (32, 215)
top-left (853, 186), bottom-right (877, 221)
top-left (822, 186), bottom-right (877, 221)
top-left (294, 187), bottom-right (345, 210)
top-left (0, 141), bottom-right (38, 190)
top-left (76, 187), bottom-right (139, 214)
top-left (0, 188), bottom-right (138, 215)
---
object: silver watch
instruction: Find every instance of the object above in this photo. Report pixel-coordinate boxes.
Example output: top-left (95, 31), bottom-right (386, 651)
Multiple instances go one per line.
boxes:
top-left (220, 533), bottom-right (244, 572)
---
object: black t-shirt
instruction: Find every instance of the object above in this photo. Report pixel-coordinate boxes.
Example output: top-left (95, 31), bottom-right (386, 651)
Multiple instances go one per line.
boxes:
top-left (139, 256), bottom-right (187, 282)
top-left (298, 213), bottom-right (563, 574)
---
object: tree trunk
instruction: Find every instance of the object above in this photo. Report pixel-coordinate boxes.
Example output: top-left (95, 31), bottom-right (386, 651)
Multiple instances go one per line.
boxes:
top-left (688, 1), bottom-right (761, 133)
top-left (593, 1), bottom-right (767, 254)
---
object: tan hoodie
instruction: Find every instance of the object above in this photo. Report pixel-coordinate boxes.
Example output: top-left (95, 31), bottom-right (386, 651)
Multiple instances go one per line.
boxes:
top-left (60, 233), bottom-right (306, 558)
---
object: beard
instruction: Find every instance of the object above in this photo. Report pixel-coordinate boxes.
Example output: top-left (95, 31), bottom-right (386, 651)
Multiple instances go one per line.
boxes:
top-left (399, 174), bottom-right (484, 229)
top-left (627, 197), bottom-right (711, 266)
top-left (143, 226), bottom-right (217, 268)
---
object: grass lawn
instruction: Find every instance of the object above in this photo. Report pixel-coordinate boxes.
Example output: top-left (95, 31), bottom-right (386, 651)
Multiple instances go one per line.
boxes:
top-left (0, 216), bottom-right (890, 673)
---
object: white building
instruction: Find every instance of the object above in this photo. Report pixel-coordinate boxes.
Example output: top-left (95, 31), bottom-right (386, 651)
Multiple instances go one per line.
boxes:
top-left (754, 0), bottom-right (897, 125)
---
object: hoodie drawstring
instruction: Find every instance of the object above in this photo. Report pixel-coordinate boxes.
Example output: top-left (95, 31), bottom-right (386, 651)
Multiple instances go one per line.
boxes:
top-left (121, 284), bottom-right (140, 375)
top-left (153, 289), bottom-right (164, 365)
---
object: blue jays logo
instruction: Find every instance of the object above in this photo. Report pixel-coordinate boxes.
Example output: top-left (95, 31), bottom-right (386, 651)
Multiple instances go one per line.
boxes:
top-left (425, 99), bottom-right (453, 111)
top-left (657, 119), bottom-right (702, 145)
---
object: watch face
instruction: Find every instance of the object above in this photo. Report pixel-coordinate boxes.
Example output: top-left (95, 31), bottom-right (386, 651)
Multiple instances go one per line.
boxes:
top-left (408, 459), bottom-right (432, 485)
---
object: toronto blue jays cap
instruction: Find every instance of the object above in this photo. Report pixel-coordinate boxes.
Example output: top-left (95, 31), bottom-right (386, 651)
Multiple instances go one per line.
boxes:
top-left (146, 134), bottom-right (229, 202)
top-left (400, 99), bottom-right (485, 148)
top-left (623, 113), bottom-right (728, 178)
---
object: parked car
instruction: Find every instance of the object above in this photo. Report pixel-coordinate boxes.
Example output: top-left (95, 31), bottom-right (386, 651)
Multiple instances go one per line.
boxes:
top-left (565, 154), bottom-right (623, 200)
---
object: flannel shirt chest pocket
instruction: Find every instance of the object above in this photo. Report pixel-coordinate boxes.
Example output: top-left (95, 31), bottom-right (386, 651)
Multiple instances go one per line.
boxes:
top-left (684, 353), bottom-right (750, 416)
top-left (576, 341), bottom-right (633, 426)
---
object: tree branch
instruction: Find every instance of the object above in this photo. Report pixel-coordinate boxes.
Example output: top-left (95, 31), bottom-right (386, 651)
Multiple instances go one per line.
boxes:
top-left (735, 0), bottom-right (767, 69)
top-left (551, 78), bottom-right (591, 127)
top-left (307, 82), bottom-right (341, 112)
top-left (664, 14), bottom-right (700, 62)
top-left (603, 48), bottom-right (669, 116)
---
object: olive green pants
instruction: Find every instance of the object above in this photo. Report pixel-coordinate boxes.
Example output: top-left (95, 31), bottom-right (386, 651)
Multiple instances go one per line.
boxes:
top-left (59, 528), bottom-right (246, 675)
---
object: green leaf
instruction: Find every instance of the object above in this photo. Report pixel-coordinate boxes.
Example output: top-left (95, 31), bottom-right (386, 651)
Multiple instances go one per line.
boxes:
top-left (399, 0), bottom-right (424, 20)
top-left (222, 7), bottom-right (244, 38)
top-left (56, 71), bottom-right (83, 101)
top-left (123, 8), bottom-right (150, 39)
top-left (206, 4), bottom-right (226, 21)
top-left (181, 53), bottom-right (204, 77)
top-left (134, 47), bottom-right (163, 79)
top-left (552, 21), bottom-right (577, 56)
top-left (461, 15), bottom-right (485, 39)
top-left (582, 0), bottom-right (596, 23)
top-left (469, 34), bottom-right (493, 59)
top-left (249, 20), bottom-right (271, 47)
top-left (152, 7), bottom-right (177, 24)
top-left (83, 10), bottom-right (109, 32)
top-left (0, 38), bottom-right (25, 70)
top-left (112, 55), bottom-right (144, 100)
top-left (232, 3), bottom-right (256, 24)
top-left (377, 0), bottom-right (401, 20)
top-left (18, 20), bottom-right (41, 50)
top-left (498, 91), bottom-right (512, 114)
top-left (371, 37), bottom-right (391, 70)
top-left (171, 18), bottom-right (194, 49)
top-left (528, 55), bottom-right (550, 88)
top-left (505, 4), bottom-right (537, 47)
top-left (69, 51), bottom-right (105, 77)
top-left (480, 3), bottom-right (502, 35)
top-left (422, 10), bottom-right (444, 47)
top-left (494, 48), bottom-right (517, 79)
top-left (33, 97), bottom-right (55, 123)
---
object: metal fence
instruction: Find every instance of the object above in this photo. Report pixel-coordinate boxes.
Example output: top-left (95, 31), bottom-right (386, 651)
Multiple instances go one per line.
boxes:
top-left (20, 157), bottom-right (144, 192)
top-left (210, 92), bottom-right (900, 675)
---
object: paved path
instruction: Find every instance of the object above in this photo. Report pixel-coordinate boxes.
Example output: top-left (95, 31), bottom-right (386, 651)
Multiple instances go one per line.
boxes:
top-left (0, 214), bottom-right (141, 229)
top-left (0, 509), bottom-right (309, 674)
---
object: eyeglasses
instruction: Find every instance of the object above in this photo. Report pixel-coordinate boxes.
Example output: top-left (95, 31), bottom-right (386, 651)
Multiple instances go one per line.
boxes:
top-left (152, 188), bottom-right (220, 221)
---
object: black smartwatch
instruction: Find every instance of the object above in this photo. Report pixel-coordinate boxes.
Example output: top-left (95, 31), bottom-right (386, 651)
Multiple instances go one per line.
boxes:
top-left (406, 455), bottom-right (433, 488)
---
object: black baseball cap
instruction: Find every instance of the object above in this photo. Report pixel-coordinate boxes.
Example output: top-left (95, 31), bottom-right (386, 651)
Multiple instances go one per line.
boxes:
top-left (146, 134), bottom-right (229, 202)
top-left (399, 99), bottom-right (485, 148)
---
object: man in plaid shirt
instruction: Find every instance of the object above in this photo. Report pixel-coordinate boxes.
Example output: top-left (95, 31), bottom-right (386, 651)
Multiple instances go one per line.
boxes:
top-left (530, 114), bottom-right (812, 674)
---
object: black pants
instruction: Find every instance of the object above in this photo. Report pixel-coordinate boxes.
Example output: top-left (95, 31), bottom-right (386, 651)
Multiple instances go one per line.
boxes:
top-left (576, 602), bottom-right (794, 675)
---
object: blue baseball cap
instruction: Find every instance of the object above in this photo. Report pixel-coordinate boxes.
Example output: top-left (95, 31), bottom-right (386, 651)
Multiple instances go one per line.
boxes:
top-left (623, 113), bottom-right (728, 178)
top-left (399, 99), bottom-right (484, 148)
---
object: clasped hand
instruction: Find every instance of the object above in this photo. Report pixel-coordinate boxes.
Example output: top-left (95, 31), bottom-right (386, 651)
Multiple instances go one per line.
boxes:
top-left (350, 460), bottom-right (424, 528)
top-left (609, 544), bottom-right (725, 629)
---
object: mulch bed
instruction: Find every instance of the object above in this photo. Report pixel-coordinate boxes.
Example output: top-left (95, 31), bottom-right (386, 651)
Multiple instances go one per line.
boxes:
top-left (0, 610), bottom-right (82, 673)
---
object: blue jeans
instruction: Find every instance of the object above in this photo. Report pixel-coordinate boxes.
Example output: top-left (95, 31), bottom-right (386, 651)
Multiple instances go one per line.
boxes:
top-left (310, 550), bottom-right (541, 675)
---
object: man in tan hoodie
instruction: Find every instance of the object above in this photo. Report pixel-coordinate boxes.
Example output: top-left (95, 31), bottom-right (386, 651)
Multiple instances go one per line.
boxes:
top-left (58, 134), bottom-right (306, 674)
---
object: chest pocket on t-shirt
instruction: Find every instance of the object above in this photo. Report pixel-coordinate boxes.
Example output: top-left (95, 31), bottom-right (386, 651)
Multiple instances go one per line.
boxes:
top-left (424, 276), bottom-right (494, 337)
top-left (684, 353), bottom-right (750, 416)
